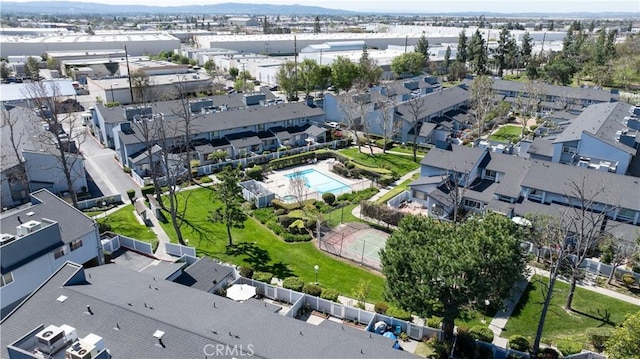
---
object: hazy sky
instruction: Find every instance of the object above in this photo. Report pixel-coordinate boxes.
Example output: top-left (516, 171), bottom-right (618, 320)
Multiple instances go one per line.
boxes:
top-left (7, 0), bottom-right (640, 13)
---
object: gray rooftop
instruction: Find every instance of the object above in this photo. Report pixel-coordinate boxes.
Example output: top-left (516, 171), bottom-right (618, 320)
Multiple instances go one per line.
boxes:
top-left (553, 102), bottom-right (636, 156)
top-left (521, 161), bottom-right (640, 211)
top-left (487, 78), bottom-right (615, 103)
top-left (173, 256), bottom-right (234, 292)
top-left (483, 152), bottom-right (531, 199)
top-left (527, 138), bottom-right (555, 158)
top-left (395, 86), bottom-right (470, 122)
top-left (1, 262), bottom-right (416, 359)
top-left (420, 145), bottom-right (485, 174)
top-left (117, 102), bottom-right (324, 146)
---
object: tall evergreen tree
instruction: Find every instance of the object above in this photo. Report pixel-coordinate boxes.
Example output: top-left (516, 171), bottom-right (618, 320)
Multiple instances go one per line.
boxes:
top-left (313, 16), bottom-right (321, 34)
top-left (415, 32), bottom-right (430, 70)
top-left (495, 28), bottom-right (512, 76)
top-left (443, 45), bottom-right (451, 74)
top-left (210, 166), bottom-right (247, 246)
top-left (468, 29), bottom-right (488, 75)
top-left (456, 30), bottom-right (468, 64)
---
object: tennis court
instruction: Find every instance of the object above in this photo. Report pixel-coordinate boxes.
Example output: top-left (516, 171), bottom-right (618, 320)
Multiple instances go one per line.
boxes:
top-left (318, 223), bottom-right (389, 270)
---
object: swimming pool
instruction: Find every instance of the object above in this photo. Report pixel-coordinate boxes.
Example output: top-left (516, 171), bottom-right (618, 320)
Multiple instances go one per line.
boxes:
top-left (285, 169), bottom-right (350, 194)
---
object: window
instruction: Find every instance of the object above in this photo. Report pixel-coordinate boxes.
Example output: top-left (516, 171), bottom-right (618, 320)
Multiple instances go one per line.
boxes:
top-left (53, 246), bottom-right (68, 259)
top-left (562, 146), bottom-right (577, 154)
top-left (618, 208), bottom-right (635, 220)
top-left (287, 120), bottom-right (294, 127)
top-left (1, 272), bottom-right (13, 287)
top-left (70, 239), bottom-right (83, 251)
top-left (484, 169), bottom-right (497, 180)
top-left (211, 131), bottom-right (219, 139)
top-left (257, 124), bottom-right (265, 131)
top-left (463, 199), bottom-right (482, 210)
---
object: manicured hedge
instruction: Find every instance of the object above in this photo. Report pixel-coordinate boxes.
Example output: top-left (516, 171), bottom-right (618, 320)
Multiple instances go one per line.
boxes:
top-left (385, 306), bottom-right (412, 321)
top-left (302, 284), bottom-right (323, 297)
top-left (320, 288), bottom-right (340, 302)
top-left (469, 326), bottom-right (494, 343)
top-left (272, 198), bottom-right (316, 211)
top-left (269, 151), bottom-right (316, 170)
top-left (508, 335), bottom-right (530, 352)
top-left (555, 338), bottom-right (583, 356)
top-left (253, 271), bottom-right (274, 283)
top-left (282, 276), bottom-right (304, 291)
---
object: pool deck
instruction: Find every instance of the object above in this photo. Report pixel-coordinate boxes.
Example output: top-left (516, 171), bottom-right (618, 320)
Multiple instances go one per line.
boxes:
top-left (263, 160), bottom-right (370, 200)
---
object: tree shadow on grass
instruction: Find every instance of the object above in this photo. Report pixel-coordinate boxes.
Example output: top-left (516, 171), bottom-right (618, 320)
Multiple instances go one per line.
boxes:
top-left (178, 217), bottom-right (216, 243)
top-left (571, 308), bottom-right (616, 327)
top-left (225, 242), bottom-right (294, 279)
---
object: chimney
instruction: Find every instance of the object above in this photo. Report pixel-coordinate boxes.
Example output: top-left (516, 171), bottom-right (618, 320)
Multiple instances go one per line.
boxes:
top-left (17, 216), bottom-right (22, 224)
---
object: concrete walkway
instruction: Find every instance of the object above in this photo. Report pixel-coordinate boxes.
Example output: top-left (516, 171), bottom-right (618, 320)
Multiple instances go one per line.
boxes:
top-left (489, 265), bottom-right (640, 348)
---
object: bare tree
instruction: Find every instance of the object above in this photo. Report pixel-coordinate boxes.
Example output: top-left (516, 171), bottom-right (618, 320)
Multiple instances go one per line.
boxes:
top-left (560, 177), bottom-right (612, 310)
top-left (338, 91), bottom-right (368, 153)
top-left (155, 115), bottom-right (190, 246)
top-left (516, 81), bottom-right (543, 138)
top-left (374, 95), bottom-right (400, 154)
top-left (171, 79), bottom-right (202, 184)
top-left (404, 96), bottom-right (427, 162)
top-left (131, 114), bottom-right (164, 203)
top-left (1, 108), bottom-right (29, 201)
top-left (289, 170), bottom-right (309, 208)
top-left (441, 169), bottom-right (471, 223)
top-left (530, 214), bottom-right (571, 358)
top-left (22, 82), bottom-right (86, 208)
top-left (470, 75), bottom-right (495, 138)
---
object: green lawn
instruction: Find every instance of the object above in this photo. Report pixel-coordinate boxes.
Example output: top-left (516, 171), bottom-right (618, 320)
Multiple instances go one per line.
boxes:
top-left (323, 204), bottom-right (360, 228)
top-left (489, 125), bottom-right (522, 143)
top-left (376, 173), bottom-right (420, 204)
top-left (504, 275), bottom-right (639, 344)
top-left (159, 188), bottom-right (386, 301)
top-left (97, 204), bottom-right (158, 248)
top-left (339, 148), bottom-right (420, 176)
top-left (389, 146), bottom-right (428, 157)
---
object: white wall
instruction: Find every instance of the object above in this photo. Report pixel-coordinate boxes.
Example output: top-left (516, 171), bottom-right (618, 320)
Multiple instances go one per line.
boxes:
top-left (23, 150), bottom-right (87, 194)
top-left (0, 228), bottom-right (100, 311)
top-left (578, 133), bottom-right (631, 175)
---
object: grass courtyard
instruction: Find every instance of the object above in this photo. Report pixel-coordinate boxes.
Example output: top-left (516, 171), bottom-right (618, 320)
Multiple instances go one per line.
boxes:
top-left (504, 275), bottom-right (639, 345)
top-left (97, 204), bottom-right (159, 250)
top-left (489, 124), bottom-right (523, 143)
top-left (159, 188), bottom-right (386, 301)
top-left (339, 148), bottom-right (420, 176)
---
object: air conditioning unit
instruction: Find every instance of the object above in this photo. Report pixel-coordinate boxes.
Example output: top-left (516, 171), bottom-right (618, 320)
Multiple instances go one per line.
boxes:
top-left (36, 325), bottom-right (66, 354)
top-left (66, 334), bottom-right (104, 359)
top-left (16, 220), bottom-right (42, 236)
top-left (0, 233), bottom-right (16, 246)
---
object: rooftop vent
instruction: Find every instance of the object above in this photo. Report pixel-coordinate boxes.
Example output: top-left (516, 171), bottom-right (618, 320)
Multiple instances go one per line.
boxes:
top-left (0, 233), bottom-right (16, 246)
top-left (36, 325), bottom-right (66, 354)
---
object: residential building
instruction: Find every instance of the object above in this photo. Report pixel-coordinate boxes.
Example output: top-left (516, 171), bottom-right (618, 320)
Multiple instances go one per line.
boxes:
top-left (461, 78), bottom-right (618, 114)
top-left (172, 256), bottom-right (235, 294)
top-left (0, 106), bottom-right (87, 209)
top-left (550, 102), bottom-right (638, 175)
top-left (0, 190), bottom-right (102, 318)
top-left (91, 96), bottom-right (326, 177)
top-left (1, 262), bottom-right (415, 358)
top-left (409, 144), bottom-right (640, 244)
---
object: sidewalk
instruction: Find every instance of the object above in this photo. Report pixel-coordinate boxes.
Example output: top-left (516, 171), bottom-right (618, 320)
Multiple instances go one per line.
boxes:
top-left (488, 265), bottom-right (640, 348)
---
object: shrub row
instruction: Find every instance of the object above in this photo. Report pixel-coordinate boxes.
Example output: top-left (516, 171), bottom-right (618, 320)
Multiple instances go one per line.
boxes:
top-left (555, 338), bottom-right (583, 356)
top-left (253, 271), bottom-right (274, 283)
top-left (269, 151), bottom-right (316, 170)
top-left (282, 277), bottom-right (304, 291)
top-left (385, 306), bottom-right (412, 321)
top-left (337, 187), bottom-right (379, 204)
top-left (508, 335), bottom-right (530, 352)
top-left (361, 201), bottom-right (406, 226)
top-left (320, 288), bottom-right (340, 302)
top-left (272, 198), bottom-right (316, 211)
top-left (468, 326), bottom-right (494, 343)
top-left (245, 165), bottom-right (263, 180)
top-left (302, 284), bottom-right (323, 297)
top-left (332, 163), bottom-right (361, 179)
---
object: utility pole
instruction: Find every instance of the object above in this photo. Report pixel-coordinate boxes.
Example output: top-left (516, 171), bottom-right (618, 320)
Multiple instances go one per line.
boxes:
top-left (293, 35), bottom-right (298, 100)
top-left (404, 35), bottom-right (408, 53)
top-left (124, 45), bottom-right (134, 103)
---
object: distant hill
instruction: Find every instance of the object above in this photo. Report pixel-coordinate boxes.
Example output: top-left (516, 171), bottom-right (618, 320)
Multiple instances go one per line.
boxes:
top-left (0, 1), bottom-right (355, 15)
top-left (1, 1), bottom-right (636, 18)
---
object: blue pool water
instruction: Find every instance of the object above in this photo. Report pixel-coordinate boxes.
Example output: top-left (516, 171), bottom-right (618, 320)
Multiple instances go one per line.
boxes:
top-left (285, 169), bottom-right (349, 194)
